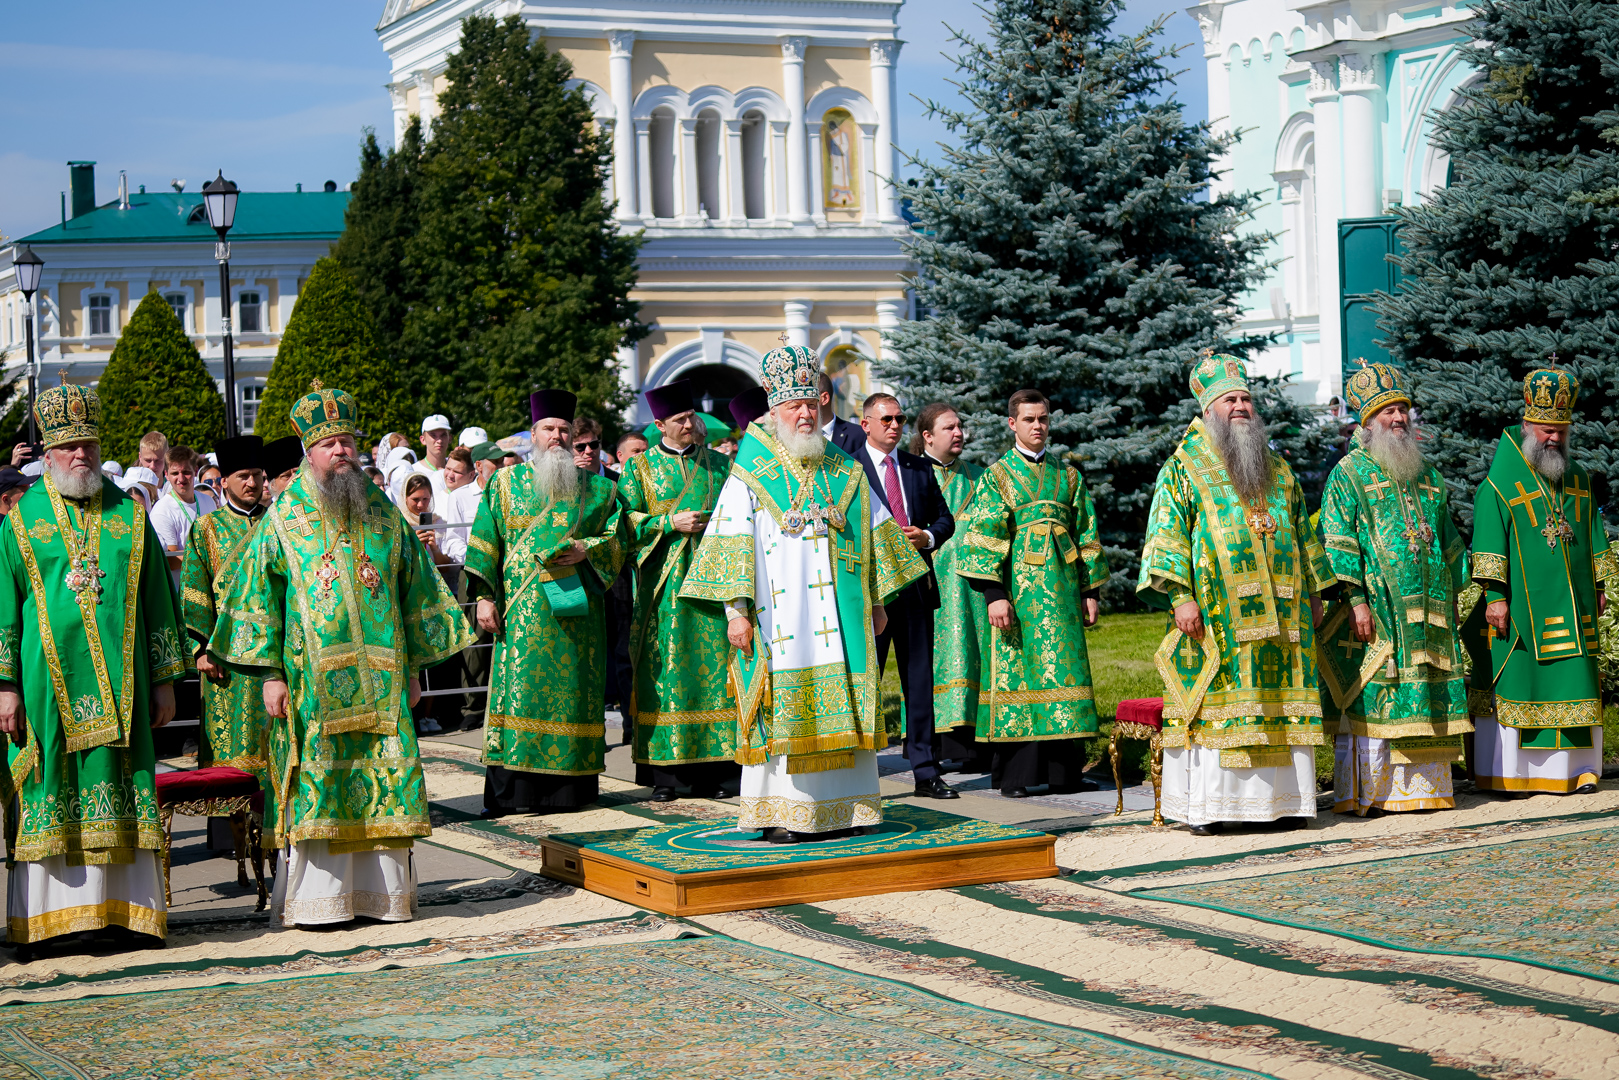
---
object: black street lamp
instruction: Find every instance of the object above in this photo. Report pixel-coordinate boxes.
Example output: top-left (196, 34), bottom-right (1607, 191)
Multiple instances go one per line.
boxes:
top-left (12, 245), bottom-right (43, 446)
top-left (202, 170), bottom-right (241, 437)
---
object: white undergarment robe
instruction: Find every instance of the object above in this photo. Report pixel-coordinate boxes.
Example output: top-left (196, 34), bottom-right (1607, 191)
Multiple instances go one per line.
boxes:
top-left (6, 851), bottom-right (166, 944)
top-left (1471, 715), bottom-right (1602, 794)
top-left (272, 840), bottom-right (417, 928)
top-left (1161, 744), bottom-right (1317, 826)
top-left (1333, 734), bottom-right (1455, 815)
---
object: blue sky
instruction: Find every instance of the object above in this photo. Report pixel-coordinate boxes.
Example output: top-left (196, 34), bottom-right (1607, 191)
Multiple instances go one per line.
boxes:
top-left (0, 0), bottom-right (1205, 241)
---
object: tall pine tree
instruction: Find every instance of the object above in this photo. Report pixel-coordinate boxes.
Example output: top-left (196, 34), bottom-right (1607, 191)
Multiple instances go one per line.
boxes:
top-left (333, 118), bottom-right (424, 369)
top-left (1374, 0), bottom-right (1619, 533)
top-left (881, 0), bottom-right (1282, 603)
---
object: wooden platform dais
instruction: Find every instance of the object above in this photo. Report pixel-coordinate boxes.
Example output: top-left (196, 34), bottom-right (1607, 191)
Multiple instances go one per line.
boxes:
top-left (537, 805), bottom-right (1058, 917)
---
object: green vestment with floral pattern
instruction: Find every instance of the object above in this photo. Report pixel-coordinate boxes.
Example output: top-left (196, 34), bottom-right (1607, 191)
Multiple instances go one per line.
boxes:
top-left (931, 458), bottom-right (990, 731)
top-left (464, 463), bottom-right (625, 778)
top-left (181, 504), bottom-right (271, 777)
top-left (209, 464), bottom-right (473, 849)
top-left (954, 450), bottom-right (1108, 742)
top-left (1464, 427), bottom-right (1616, 745)
top-left (1137, 418), bottom-right (1334, 765)
top-left (1316, 447), bottom-right (1471, 759)
top-left (620, 443), bottom-right (736, 768)
top-left (0, 475), bottom-right (185, 867)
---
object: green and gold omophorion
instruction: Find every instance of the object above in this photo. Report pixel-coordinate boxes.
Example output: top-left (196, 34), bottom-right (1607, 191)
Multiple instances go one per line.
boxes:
top-left (1465, 426), bottom-right (1616, 782)
top-left (930, 457), bottom-right (990, 740)
top-left (210, 464), bottom-right (473, 849)
top-left (1137, 418), bottom-right (1334, 763)
top-left (619, 443), bottom-right (736, 774)
top-left (0, 475), bottom-right (186, 942)
top-left (465, 463), bottom-right (625, 787)
top-left (181, 502), bottom-right (270, 775)
top-left (955, 449), bottom-right (1108, 743)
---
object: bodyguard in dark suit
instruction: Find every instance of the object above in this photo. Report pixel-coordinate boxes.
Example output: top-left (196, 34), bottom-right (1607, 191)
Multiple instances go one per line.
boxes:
top-left (857, 393), bottom-right (959, 799)
top-left (819, 373), bottom-right (866, 454)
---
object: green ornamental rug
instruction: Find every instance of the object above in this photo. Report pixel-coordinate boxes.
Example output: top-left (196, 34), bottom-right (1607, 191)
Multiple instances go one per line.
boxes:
top-left (0, 938), bottom-right (1270, 1080)
top-left (1136, 824), bottom-right (1619, 982)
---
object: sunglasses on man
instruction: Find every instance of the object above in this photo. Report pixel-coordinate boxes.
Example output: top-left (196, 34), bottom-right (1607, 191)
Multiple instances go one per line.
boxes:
top-left (574, 440), bottom-right (601, 452)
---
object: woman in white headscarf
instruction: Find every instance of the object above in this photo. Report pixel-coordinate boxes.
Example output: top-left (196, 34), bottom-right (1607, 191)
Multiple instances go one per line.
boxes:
top-left (381, 445), bottom-right (418, 508)
top-left (118, 466), bottom-right (163, 512)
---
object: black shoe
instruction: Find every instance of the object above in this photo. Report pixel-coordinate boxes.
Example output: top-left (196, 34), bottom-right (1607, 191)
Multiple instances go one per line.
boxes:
top-left (1574, 782), bottom-right (1599, 795)
top-left (1274, 816), bottom-right (1311, 831)
top-left (479, 808), bottom-right (505, 820)
top-left (713, 787), bottom-right (736, 800)
top-left (762, 828), bottom-right (797, 844)
top-left (650, 787), bottom-right (678, 803)
top-left (1002, 786), bottom-right (1031, 799)
top-left (1188, 822), bottom-right (1223, 836)
top-left (914, 778), bottom-right (960, 800)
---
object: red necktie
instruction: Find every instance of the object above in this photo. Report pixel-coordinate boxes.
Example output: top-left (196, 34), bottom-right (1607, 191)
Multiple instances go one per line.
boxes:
top-left (883, 456), bottom-right (909, 529)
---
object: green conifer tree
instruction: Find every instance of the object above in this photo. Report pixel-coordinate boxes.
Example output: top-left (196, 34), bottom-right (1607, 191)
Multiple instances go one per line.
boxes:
top-left (880, 0), bottom-right (1288, 603)
top-left (257, 257), bottom-right (413, 444)
top-left (333, 118), bottom-right (423, 370)
top-left (1373, 0), bottom-right (1619, 532)
top-left (97, 291), bottom-right (225, 463)
top-left (391, 14), bottom-right (645, 435)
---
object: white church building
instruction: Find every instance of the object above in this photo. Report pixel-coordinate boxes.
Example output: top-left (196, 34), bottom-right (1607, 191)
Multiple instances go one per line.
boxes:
top-left (1193, 0), bottom-right (1477, 405)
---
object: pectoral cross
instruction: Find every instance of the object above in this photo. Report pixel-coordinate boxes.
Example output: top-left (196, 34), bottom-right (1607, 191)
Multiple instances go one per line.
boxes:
top-left (1177, 637), bottom-right (1201, 668)
top-left (1363, 476), bottom-right (1395, 500)
top-left (771, 630), bottom-right (794, 657)
top-left (1507, 482), bottom-right (1543, 528)
top-left (1566, 477), bottom-right (1591, 523)
top-left (285, 502), bottom-right (321, 537)
top-left (1337, 635), bottom-right (1363, 660)
top-left (807, 570), bottom-right (833, 600)
top-left (814, 618), bottom-right (839, 646)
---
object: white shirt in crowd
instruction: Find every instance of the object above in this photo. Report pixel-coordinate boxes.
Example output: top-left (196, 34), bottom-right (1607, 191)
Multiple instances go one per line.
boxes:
top-left (439, 480), bottom-right (486, 564)
top-left (149, 488), bottom-right (218, 587)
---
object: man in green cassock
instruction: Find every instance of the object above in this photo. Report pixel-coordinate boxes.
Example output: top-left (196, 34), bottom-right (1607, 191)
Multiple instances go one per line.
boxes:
top-left (210, 382), bottom-right (472, 927)
top-left (1138, 354), bottom-right (1334, 835)
top-left (0, 385), bottom-right (184, 953)
top-left (955, 390), bottom-right (1108, 797)
top-left (681, 345), bottom-right (927, 842)
top-left (467, 389), bottom-right (626, 813)
top-left (620, 379), bottom-right (738, 802)
top-left (912, 403), bottom-right (991, 769)
top-left (1317, 363), bottom-right (1471, 816)
top-left (182, 435), bottom-right (270, 780)
top-left (1465, 367), bottom-right (1614, 795)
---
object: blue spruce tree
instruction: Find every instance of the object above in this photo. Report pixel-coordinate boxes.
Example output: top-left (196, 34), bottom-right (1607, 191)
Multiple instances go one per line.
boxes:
top-left (882, 0), bottom-right (1281, 603)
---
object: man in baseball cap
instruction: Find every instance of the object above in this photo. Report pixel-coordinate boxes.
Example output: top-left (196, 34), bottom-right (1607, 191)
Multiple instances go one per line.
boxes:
top-left (415, 413), bottom-right (453, 508)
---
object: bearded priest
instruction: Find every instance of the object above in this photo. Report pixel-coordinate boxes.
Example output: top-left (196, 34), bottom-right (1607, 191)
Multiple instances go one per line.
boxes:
top-left (467, 389), bottom-right (626, 814)
top-left (1465, 367), bottom-right (1613, 795)
top-left (0, 385), bottom-right (184, 955)
top-left (1318, 363), bottom-right (1470, 816)
top-left (1138, 354), bottom-right (1335, 835)
top-left (681, 346), bottom-right (928, 842)
top-left (210, 383), bottom-right (473, 927)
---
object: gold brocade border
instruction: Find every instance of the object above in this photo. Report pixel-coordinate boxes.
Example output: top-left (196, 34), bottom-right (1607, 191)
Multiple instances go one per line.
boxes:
top-left (1472, 551), bottom-right (1508, 584)
top-left (635, 708), bottom-right (736, 726)
top-left (7, 898), bottom-right (166, 944)
top-left (736, 793), bottom-right (883, 832)
top-left (1493, 695), bottom-right (1602, 729)
top-left (1341, 718), bottom-right (1474, 740)
top-left (680, 534), bottom-right (754, 602)
top-left (992, 686), bottom-right (1094, 705)
top-left (1475, 771), bottom-right (1600, 794)
top-left (1193, 696), bottom-right (1322, 723)
top-left (933, 677), bottom-right (980, 694)
top-left (282, 820), bottom-right (431, 843)
top-left (488, 712), bottom-right (606, 738)
top-left (1598, 548), bottom-right (1619, 583)
top-left (1220, 748), bottom-right (1295, 768)
top-left (11, 823), bottom-right (166, 864)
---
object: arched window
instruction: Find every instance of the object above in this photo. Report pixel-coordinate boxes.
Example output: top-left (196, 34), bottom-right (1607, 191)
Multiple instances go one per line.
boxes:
top-left (649, 108), bottom-right (677, 219)
top-left (821, 109), bottom-right (859, 210)
top-left (695, 110), bottom-right (723, 220)
top-left (741, 110), bottom-right (767, 219)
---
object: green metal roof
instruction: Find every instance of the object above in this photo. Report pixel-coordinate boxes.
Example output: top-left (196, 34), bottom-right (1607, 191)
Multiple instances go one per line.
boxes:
top-left (18, 190), bottom-right (350, 246)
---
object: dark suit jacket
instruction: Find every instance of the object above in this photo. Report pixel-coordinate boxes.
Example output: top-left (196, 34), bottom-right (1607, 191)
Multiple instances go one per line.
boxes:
top-left (856, 444), bottom-right (954, 609)
top-left (828, 416), bottom-right (866, 455)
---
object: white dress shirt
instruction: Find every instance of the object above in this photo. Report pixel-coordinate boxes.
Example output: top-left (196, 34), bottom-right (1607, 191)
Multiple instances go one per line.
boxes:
top-left (149, 488), bottom-right (218, 588)
top-left (861, 443), bottom-right (935, 550)
top-left (438, 481), bottom-right (486, 563)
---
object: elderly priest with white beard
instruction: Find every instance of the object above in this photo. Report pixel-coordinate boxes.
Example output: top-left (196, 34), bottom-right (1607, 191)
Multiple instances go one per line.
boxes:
top-left (1317, 363), bottom-right (1471, 816)
top-left (681, 345), bottom-right (927, 843)
top-left (0, 384), bottom-right (184, 956)
top-left (1138, 354), bottom-right (1335, 836)
top-left (1464, 366), bottom-right (1613, 796)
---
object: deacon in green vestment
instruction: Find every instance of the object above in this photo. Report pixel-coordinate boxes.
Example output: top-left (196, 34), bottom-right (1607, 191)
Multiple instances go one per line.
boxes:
top-left (680, 346), bottom-right (927, 841)
top-left (210, 383), bottom-right (473, 927)
top-left (1137, 354), bottom-right (1335, 834)
top-left (911, 404), bottom-right (992, 768)
top-left (621, 379), bottom-right (738, 800)
top-left (1317, 363), bottom-right (1471, 816)
top-left (0, 384), bottom-right (184, 948)
top-left (466, 389), bottom-right (626, 813)
top-left (955, 391), bottom-right (1108, 797)
top-left (181, 435), bottom-right (271, 780)
top-left (1464, 367), bottom-right (1615, 795)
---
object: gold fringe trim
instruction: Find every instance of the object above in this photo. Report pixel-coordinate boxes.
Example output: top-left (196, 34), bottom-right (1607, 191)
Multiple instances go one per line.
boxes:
top-left (1219, 748), bottom-right (1296, 768)
top-left (328, 837), bottom-right (414, 855)
top-left (787, 751), bottom-right (856, 774)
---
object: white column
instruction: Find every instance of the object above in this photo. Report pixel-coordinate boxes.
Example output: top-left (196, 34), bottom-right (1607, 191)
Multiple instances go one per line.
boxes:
top-left (1196, 5), bottom-right (1232, 197)
top-left (868, 40), bottom-right (902, 223)
top-left (1308, 59), bottom-right (1344, 401)
top-left (414, 69), bottom-right (439, 133)
top-left (857, 123), bottom-right (879, 224)
top-left (1274, 174), bottom-right (1304, 319)
top-left (619, 342), bottom-right (641, 393)
top-left (388, 83), bottom-right (410, 145)
top-left (807, 125), bottom-right (827, 226)
top-left (678, 117), bottom-right (700, 222)
top-left (780, 36), bottom-right (811, 224)
top-left (635, 119), bottom-right (655, 223)
top-left (723, 118), bottom-right (745, 225)
top-left (1337, 52), bottom-right (1382, 219)
top-left (608, 30), bottom-right (638, 222)
top-left (874, 297), bottom-right (906, 363)
top-left (769, 121), bottom-right (789, 222)
top-left (784, 299), bottom-right (812, 348)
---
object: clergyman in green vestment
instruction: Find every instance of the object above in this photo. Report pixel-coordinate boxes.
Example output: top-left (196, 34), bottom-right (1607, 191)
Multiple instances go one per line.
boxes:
top-left (956, 390), bottom-right (1109, 797)
top-left (210, 383), bottom-right (473, 927)
top-left (1317, 363), bottom-right (1471, 816)
top-left (466, 389), bottom-right (626, 813)
top-left (1464, 367), bottom-right (1614, 795)
top-left (1137, 355), bottom-right (1334, 835)
top-left (0, 384), bottom-right (184, 949)
top-left (181, 435), bottom-right (271, 783)
top-left (910, 404), bottom-right (992, 769)
top-left (621, 379), bottom-right (738, 801)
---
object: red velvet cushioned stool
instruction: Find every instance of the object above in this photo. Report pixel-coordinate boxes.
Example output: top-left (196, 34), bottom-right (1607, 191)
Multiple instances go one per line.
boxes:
top-left (154, 767), bottom-right (268, 910)
top-left (1110, 698), bottom-right (1166, 827)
